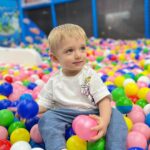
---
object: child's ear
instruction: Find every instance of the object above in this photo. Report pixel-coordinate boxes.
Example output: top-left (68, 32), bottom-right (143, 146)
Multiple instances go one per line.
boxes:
top-left (49, 52), bottom-right (59, 63)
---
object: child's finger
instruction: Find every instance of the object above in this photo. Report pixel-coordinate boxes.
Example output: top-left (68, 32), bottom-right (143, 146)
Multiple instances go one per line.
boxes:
top-left (90, 131), bottom-right (104, 141)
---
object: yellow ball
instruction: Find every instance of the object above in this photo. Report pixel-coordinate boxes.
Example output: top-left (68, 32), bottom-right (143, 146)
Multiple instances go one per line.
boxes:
top-left (66, 135), bottom-right (86, 150)
top-left (10, 128), bottom-right (30, 144)
top-left (137, 87), bottom-right (150, 99)
top-left (105, 81), bottom-right (113, 86)
top-left (124, 116), bottom-right (133, 132)
top-left (124, 83), bottom-right (139, 96)
top-left (114, 76), bottom-right (125, 87)
top-left (0, 95), bottom-right (7, 100)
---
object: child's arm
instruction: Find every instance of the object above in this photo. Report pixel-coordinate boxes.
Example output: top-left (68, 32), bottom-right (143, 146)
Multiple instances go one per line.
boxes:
top-left (90, 96), bottom-right (112, 141)
top-left (38, 105), bottom-right (48, 114)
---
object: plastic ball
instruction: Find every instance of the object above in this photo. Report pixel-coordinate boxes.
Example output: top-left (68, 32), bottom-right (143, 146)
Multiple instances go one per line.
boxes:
top-left (0, 126), bottom-right (8, 140)
top-left (116, 96), bottom-right (132, 114)
top-left (31, 148), bottom-right (44, 150)
top-left (138, 87), bottom-right (150, 99)
top-left (8, 121), bottom-right (25, 135)
top-left (0, 139), bottom-right (11, 150)
top-left (107, 85), bottom-right (116, 93)
top-left (111, 87), bottom-right (125, 102)
top-left (19, 93), bottom-right (34, 101)
top-left (25, 116), bottom-right (40, 131)
top-left (114, 76), bottom-right (125, 87)
top-left (123, 78), bottom-right (135, 87)
top-left (0, 109), bottom-right (14, 127)
top-left (0, 95), bottom-right (7, 100)
top-left (127, 131), bottom-right (147, 149)
top-left (30, 124), bottom-right (43, 143)
top-left (146, 91), bottom-right (150, 103)
top-left (137, 76), bottom-right (150, 85)
top-left (145, 113), bottom-right (150, 127)
top-left (143, 104), bottom-right (150, 115)
top-left (66, 135), bottom-right (86, 150)
top-left (136, 99), bottom-right (148, 108)
top-left (17, 99), bottom-right (39, 119)
top-left (10, 128), bottom-right (30, 144)
top-left (0, 99), bottom-right (12, 110)
top-left (65, 126), bottom-right (75, 140)
top-left (0, 82), bottom-right (13, 96)
top-left (10, 141), bottom-right (31, 150)
top-left (124, 116), bottom-right (133, 132)
top-left (127, 110), bottom-right (145, 124)
top-left (124, 83), bottom-right (139, 97)
top-left (128, 147), bottom-right (144, 150)
top-left (132, 122), bottom-right (150, 140)
top-left (87, 137), bottom-right (106, 150)
top-left (72, 115), bottom-right (98, 141)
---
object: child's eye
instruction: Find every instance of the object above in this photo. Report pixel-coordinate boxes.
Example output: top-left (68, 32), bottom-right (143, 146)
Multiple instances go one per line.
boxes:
top-left (66, 49), bottom-right (73, 54)
top-left (80, 46), bottom-right (86, 51)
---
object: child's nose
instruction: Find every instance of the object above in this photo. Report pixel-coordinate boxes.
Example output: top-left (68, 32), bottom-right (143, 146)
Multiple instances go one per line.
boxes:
top-left (74, 50), bottom-right (81, 59)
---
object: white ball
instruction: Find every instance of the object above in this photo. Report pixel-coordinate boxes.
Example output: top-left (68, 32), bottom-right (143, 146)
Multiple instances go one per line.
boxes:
top-left (35, 79), bottom-right (45, 87)
top-left (137, 76), bottom-right (150, 85)
top-left (123, 78), bottom-right (135, 87)
top-left (145, 59), bottom-right (150, 65)
top-left (10, 141), bottom-right (31, 150)
top-left (143, 104), bottom-right (150, 115)
top-left (31, 74), bottom-right (39, 80)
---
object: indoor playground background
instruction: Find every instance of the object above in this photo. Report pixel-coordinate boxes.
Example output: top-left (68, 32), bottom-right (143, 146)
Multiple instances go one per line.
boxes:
top-left (0, 0), bottom-right (150, 150)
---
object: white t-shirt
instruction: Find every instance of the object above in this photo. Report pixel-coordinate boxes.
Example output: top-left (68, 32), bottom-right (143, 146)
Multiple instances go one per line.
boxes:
top-left (37, 65), bottom-right (111, 111)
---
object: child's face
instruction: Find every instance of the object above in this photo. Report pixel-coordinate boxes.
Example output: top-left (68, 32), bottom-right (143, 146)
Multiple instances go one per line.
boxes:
top-left (52, 36), bottom-right (87, 76)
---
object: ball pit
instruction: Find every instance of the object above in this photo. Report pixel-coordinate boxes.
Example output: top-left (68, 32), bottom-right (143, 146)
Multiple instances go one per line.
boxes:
top-left (0, 38), bottom-right (150, 149)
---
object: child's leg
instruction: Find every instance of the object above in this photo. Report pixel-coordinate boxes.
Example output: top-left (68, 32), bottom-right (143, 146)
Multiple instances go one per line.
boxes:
top-left (105, 108), bottom-right (128, 150)
top-left (38, 109), bottom-right (74, 150)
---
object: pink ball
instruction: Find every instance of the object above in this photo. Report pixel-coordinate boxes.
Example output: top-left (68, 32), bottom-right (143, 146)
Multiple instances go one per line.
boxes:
top-left (0, 126), bottom-right (8, 140)
top-left (127, 131), bottom-right (147, 149)
top-left (131, 105), bottom-right (144, 114)
top-left (137, 81), bottom-right (148, 88)
top-left (127, 111), bottom-right (145, 124)
top-left (146, 91), bottom-right (150, 103)
top-left (132, 123), bottom-right (150, 140)
top-left (72, 115), bottom-right (98, 141)
top-left (30, 124), bottom-right (43, 143)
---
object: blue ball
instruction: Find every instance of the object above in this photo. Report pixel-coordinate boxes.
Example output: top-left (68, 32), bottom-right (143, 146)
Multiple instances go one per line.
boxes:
top-left (107, 85), bottom-right (116, 92)
top-left (27, 82), bottom-right (37, 90)
top-left (17, 99), bottom-right (39, 119)
top-left (0, 99), bottom-right (11, 110)
top-left (25, 116), bottom-right (39, 131)
top-left (128, 147), bottom-right (144, 150)
top-left (19, 93), bottom-right (34, 101)
top-left (101, 75), bottom-right (108, 82)
top-left (145, 113), bottom-right (150, 127)
top-left (0, 82), bottom-right (13, 96)
top-left (65, 126), bottom-right (75, 140)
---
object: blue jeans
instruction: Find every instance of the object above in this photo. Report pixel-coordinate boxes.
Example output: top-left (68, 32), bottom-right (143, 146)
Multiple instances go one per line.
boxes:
top-left (38, 108), bottom-right (127, 150)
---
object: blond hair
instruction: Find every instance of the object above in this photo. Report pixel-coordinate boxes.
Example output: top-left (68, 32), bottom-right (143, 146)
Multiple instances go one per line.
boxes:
top-left (48, 24), bottom-right (87, 52)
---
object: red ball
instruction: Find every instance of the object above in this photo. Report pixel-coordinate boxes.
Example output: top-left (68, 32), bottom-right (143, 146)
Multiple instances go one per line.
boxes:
top-left (4, 75), bottom-right (13, 83)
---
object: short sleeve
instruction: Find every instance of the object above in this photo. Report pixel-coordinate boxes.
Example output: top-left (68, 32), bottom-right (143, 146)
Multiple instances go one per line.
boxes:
top-left (37, 78), bottom-right (53, 109)
top-left (89, 72), bottom-right (111, 104)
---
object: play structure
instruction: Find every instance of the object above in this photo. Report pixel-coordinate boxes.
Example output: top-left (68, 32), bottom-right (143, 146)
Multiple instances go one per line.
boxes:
top-left (0, 0), bottom-right (150, 46)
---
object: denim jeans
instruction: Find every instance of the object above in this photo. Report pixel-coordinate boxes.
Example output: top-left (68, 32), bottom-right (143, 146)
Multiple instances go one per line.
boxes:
top-left (38, 108), bottom-right (127, 150)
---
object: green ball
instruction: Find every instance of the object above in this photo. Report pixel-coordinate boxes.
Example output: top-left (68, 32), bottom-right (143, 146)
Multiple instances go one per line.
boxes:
top-left (135, 73), bottom-right (143, 81)
top-left (96, 56), bottom-right (104, 63)
top-left (0, 109), bottom-right (14, 127)
top-left (116, 96), bottom-right (132, 106)
top-left (87, 137), bottom-right (106, 150)
top-left (136, 99), bottom-right (148, 108)
top-left (111, 87), bottom-right (125, 102)
top-left (8, 121), bottom-right (25, 135)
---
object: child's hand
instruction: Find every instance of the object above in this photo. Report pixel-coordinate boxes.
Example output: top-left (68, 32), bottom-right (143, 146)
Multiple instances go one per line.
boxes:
top-left (89, 114), bottom-right (108, 141)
